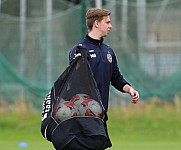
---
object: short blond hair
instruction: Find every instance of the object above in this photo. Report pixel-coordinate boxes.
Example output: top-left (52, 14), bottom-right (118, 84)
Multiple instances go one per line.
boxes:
top-left (86, 8), bottom-right (111, 31)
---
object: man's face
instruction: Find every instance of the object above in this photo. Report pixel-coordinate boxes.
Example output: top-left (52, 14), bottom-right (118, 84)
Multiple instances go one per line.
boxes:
top-left (98, 15), bottom-right (112, 37)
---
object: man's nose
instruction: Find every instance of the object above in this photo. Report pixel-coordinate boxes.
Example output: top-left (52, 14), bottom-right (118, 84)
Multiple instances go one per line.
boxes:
top-left (109, 24), bottom-right (112, 29)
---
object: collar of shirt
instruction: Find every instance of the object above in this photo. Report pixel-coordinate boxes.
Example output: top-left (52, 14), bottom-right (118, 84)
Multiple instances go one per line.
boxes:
top-left (86, 34), bottom-right (104, 46)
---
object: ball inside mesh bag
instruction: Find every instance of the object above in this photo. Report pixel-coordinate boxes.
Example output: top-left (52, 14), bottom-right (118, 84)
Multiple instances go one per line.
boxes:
top-left (55, 101), bottom-right (77, 122)
top-left (79, 99), bottom-right (103, 118)
top-left (71, 93), bottom-right (90, 107)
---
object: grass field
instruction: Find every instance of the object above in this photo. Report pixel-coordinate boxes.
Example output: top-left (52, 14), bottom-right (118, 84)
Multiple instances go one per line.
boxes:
top-left (0, 99), bottom-right (181, 150)
top-left (0, 140), bottom-right (181, 150)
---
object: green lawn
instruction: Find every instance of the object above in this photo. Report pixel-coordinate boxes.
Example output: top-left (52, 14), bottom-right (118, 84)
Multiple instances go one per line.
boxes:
top-left (109, 141), bottom-right (181, 150)
top-left (0, 102), bottom-right (181, 150)
top-left (0, 141), bottom-right (53, 150)
top-left (0, 139), bottom-right (181, 150)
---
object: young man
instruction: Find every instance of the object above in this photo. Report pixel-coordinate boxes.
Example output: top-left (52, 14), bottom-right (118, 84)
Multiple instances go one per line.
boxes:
top-left (69, 8), bottom-right (139, 112)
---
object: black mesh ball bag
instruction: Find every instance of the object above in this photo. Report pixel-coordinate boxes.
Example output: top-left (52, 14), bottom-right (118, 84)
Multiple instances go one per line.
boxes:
top-left (41, 45), bottom-right (112, 150)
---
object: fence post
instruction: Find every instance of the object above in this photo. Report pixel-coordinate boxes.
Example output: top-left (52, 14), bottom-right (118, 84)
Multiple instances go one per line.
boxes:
top-left (81, 0), bottom-right (86, 38)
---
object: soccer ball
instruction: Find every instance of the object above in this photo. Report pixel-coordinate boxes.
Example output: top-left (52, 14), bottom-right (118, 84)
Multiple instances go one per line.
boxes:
top-left (79, 99), bottom-right (103, 118)
top-left (71, 93), bottom-right (91, 107)
top-left (55, 101), bottom-right (77, 122)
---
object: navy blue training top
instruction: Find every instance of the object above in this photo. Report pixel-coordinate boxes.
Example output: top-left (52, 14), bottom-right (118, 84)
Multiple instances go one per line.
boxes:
top-left (69, 34), bottom-right (130, 111)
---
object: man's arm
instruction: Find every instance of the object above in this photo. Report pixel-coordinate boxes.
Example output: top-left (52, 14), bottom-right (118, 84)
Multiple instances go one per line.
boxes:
top-left (123, 84), bottom-right (139, 104)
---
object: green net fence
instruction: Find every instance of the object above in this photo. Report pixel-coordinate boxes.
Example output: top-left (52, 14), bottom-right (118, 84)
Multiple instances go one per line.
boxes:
top-left (0, 0), bottom-right (181, 108)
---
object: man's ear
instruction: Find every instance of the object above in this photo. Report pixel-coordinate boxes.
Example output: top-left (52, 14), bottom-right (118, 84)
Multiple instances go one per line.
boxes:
top-left (94, 20), bottom-right (99, 28)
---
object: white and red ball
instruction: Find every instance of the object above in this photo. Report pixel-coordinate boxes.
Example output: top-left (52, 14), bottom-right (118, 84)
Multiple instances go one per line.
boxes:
top-left (55, 101), bottom-right (77, 122)
top-left (71, 93), bottom-right (91, 107)
top-left (79, 99), bottom-right (103, 118)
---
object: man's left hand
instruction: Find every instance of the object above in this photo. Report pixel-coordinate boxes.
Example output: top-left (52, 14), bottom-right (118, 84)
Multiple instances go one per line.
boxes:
top-left (129, 88), bottom-right (139, 104)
